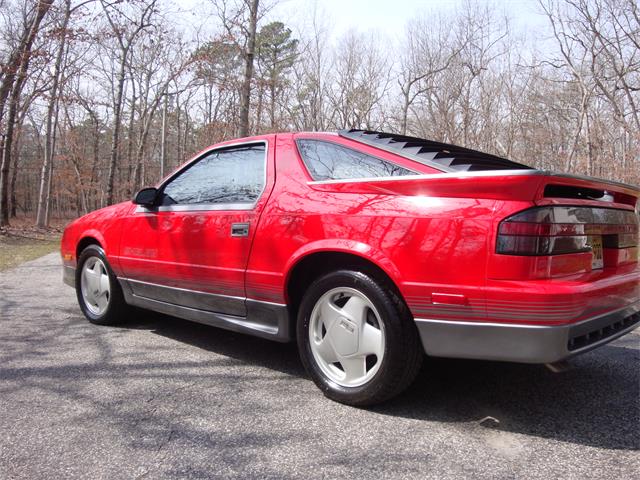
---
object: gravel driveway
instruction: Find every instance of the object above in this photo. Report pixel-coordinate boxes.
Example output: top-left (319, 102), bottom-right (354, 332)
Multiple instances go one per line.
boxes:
top-left (1, 253), bottom-right (638, 479)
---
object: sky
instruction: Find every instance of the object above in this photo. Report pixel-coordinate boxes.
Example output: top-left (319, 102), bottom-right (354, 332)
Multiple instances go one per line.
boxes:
top-left (182, 0), bottom-right (553, 47)
top-left (267, 0), bottom-right (551, 43)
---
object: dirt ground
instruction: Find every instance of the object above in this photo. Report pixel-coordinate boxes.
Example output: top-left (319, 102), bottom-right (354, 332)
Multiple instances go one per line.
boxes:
top-left (0, 216), bottom-right (68, 271)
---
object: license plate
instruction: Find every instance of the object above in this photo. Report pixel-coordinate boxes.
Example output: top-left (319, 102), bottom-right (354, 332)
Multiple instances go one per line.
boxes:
top-left (589, 235), bottom-right (603, 270)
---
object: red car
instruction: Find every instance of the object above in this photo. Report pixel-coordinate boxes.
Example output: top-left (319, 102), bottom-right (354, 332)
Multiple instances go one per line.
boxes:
top-left (61, 130), bottom-right (640, 406)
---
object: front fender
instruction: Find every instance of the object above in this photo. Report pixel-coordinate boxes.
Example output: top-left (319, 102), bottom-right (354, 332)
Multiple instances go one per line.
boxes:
top-left (61, 202), bottom-right (133, 274)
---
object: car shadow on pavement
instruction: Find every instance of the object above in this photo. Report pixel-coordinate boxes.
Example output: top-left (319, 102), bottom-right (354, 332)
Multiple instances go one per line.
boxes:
top-left (123, 309), bottom-right (306, 378)
top-left (375, 350), bottom-right (639, 451)
top-left (99, 310), bottom-right (639, 452)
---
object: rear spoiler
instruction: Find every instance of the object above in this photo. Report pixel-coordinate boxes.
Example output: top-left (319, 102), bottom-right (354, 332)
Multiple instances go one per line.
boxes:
top-left (532, 170), bottom-right (639, 194)
top-left (308, 170), bottom-right (639, 208)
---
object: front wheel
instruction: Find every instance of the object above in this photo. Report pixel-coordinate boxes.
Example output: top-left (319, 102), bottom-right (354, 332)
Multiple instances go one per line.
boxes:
top-left (76, 245), bottom-right (129, 325)
top-left (297, 270), bottom-right (423, 406)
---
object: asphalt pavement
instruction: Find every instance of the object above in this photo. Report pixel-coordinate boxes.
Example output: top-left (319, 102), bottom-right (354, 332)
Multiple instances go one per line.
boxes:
top-left (0, 253), bottom-right (638, 479)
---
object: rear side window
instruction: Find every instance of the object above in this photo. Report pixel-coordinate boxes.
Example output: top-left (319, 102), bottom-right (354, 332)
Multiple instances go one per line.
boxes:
top-left (297, 139), bottom-right (417, 181)
top-left (162, 144), bottom-right (265, 205)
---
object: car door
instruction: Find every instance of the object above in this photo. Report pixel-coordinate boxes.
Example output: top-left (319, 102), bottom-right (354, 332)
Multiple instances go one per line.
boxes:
top-left (118, 138), bottom-right (274, 317)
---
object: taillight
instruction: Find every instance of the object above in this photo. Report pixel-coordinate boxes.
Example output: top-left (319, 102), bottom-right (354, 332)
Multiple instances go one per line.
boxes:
top-left (496, 206), bottom-right (639, 256)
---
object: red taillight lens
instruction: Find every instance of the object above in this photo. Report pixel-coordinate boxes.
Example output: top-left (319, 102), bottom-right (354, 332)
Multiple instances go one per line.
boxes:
top-left (497, 206), bottom-right (639, 256)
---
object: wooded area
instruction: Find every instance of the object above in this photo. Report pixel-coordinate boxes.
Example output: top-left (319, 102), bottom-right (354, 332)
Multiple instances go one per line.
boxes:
top-left (0, 0), bottom-right (638, 227)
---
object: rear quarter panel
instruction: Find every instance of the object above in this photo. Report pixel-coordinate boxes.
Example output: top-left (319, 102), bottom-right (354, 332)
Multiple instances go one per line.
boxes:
top-left (246, 134), bottom-right (496, 319)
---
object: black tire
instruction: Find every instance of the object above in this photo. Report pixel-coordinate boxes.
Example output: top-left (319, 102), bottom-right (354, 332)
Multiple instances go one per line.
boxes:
top-left (76, 244), bottom-right (129, 325)
top-left (297, 269), bottom-right (423, 406)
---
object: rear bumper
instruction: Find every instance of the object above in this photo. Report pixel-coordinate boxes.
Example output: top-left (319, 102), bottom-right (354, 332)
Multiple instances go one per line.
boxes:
top-left (416, 300), bottom-right (640, 364)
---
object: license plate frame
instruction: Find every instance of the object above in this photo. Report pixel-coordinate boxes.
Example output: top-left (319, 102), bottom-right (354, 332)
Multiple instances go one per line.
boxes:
top-left (588, 235), bottom-right (604, 270)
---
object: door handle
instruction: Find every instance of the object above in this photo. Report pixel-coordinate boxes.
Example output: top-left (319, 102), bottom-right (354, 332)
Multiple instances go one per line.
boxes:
top-left (231, 223), bottom-right (250, 237)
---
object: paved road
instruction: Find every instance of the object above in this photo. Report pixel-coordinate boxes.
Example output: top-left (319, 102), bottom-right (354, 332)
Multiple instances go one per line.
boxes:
top-left (0, 253), bottom-right (638, 479)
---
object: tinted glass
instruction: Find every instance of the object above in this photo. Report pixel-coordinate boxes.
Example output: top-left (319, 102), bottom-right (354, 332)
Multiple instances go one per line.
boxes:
top-left (162, 144), bottom-right (265, 205)
top-left (297, 140), bottom-right (416, 181)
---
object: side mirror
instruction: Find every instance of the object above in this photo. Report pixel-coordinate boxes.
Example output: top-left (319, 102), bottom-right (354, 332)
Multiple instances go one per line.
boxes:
top-left (133, 187), bottom-right (159, 208)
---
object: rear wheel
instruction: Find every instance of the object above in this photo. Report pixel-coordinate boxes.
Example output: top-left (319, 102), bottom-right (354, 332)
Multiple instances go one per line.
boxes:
top-left (297, 270), bottom-right (423, 406)
top-left (76, 245), bottom-right (129, 325)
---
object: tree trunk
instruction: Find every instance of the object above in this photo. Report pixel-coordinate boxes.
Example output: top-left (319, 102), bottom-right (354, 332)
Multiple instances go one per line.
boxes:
top-left (255, 81), bottom-right (264, 131)
top-left (10, 129), bottom-right (20, 218)
top-left (238, 0), bottom-right (259, 137)
top-left (106, 55), bottom-right (128, 205)
top-left (9, 97), bottom-right (31, 218)
top-left (45, 95), bottom-right (61, 225)
top-left (1, 90), bottom-right (21, 226)
top-left (125, 93), bottom-right (137, 196)
top-left (269, 76), bottom-right (276, 129)
top-left (400, 86), bottom-right (411, 135)
top-left (160, 92), bottom-right (168, 179)
top-left (133, 91), bottom-right (165, 189)
top-left (37, 0), bottom-right (71, 228)
top-left (90, 112), bottom-right (100, 210)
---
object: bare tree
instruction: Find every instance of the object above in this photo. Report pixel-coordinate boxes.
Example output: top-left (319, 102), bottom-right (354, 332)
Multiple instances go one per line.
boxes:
top-left (100, 0), bottom-right (157, 205)
top-left (0, 0), bottom-right (53, 226)
top-left (288, 4), bottom-right (330, 131)
top-left (539, 0), bottom-right (639, 176)
top-left (213, 0), bottom-right (262, 137)
top-left (35, 0), bottom-right (79, 228)
top-left (239, 0), bottom-right (258, 137)
top-left (328, 30), bottom-right (391, 130)
top-left (2, 0), bottom-right (640, 224)
top-left (397, 14), bottom-right (465, 135)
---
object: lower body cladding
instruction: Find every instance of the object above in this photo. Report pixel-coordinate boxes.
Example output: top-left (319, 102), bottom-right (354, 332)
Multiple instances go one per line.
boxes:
top-left (416, 300), bottom-right (640, 364)
top-left (64, 266), bottom-right (291, 342)
top-left (65, 265), bottom-right (640, 364)
top-left (117, 278), bottom-right (292, 342)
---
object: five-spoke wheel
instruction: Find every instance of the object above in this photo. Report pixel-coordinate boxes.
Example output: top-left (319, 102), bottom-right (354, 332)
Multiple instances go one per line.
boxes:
top-left (76, 244), bottom-right (128, 325)
top-left (309, 287), bottom-right (385, 387)
top-left (298, 269), bottom-right (423, 406)
top-left (80, 256), bottom-right (111, 316)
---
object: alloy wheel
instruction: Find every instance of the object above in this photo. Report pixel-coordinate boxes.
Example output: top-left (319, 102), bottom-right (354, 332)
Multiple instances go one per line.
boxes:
top-left (308, 287), bottom-right (385, 387)
top-left (80, 256), bottom-right (111, 316)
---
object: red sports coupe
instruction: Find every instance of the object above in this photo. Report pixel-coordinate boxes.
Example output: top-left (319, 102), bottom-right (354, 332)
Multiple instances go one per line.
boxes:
top-left (61, 130), bottom-right (640, 405)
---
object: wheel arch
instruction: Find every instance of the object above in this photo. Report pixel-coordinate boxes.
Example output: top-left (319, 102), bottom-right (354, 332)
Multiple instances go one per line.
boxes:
top-left (284, 242), bottom-right (406, 322)
top-left (76, 234), bottom-right (104, 260)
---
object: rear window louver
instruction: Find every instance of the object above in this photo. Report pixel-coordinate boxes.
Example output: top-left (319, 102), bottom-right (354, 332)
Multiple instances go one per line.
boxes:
top-left (338, 129), bottom-right (534, 173)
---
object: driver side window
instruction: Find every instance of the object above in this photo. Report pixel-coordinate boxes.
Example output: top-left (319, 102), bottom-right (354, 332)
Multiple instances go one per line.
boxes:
top-left (162, 143), bottom-right (266, 206)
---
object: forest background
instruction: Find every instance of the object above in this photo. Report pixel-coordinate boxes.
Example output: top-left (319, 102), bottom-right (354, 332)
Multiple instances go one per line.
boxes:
top-left (0, 0), bottom-right (638, 228)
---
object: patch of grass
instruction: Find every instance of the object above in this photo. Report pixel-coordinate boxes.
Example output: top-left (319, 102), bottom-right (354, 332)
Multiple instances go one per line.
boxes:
top-left (0, 235), bottom-right (61, 271)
